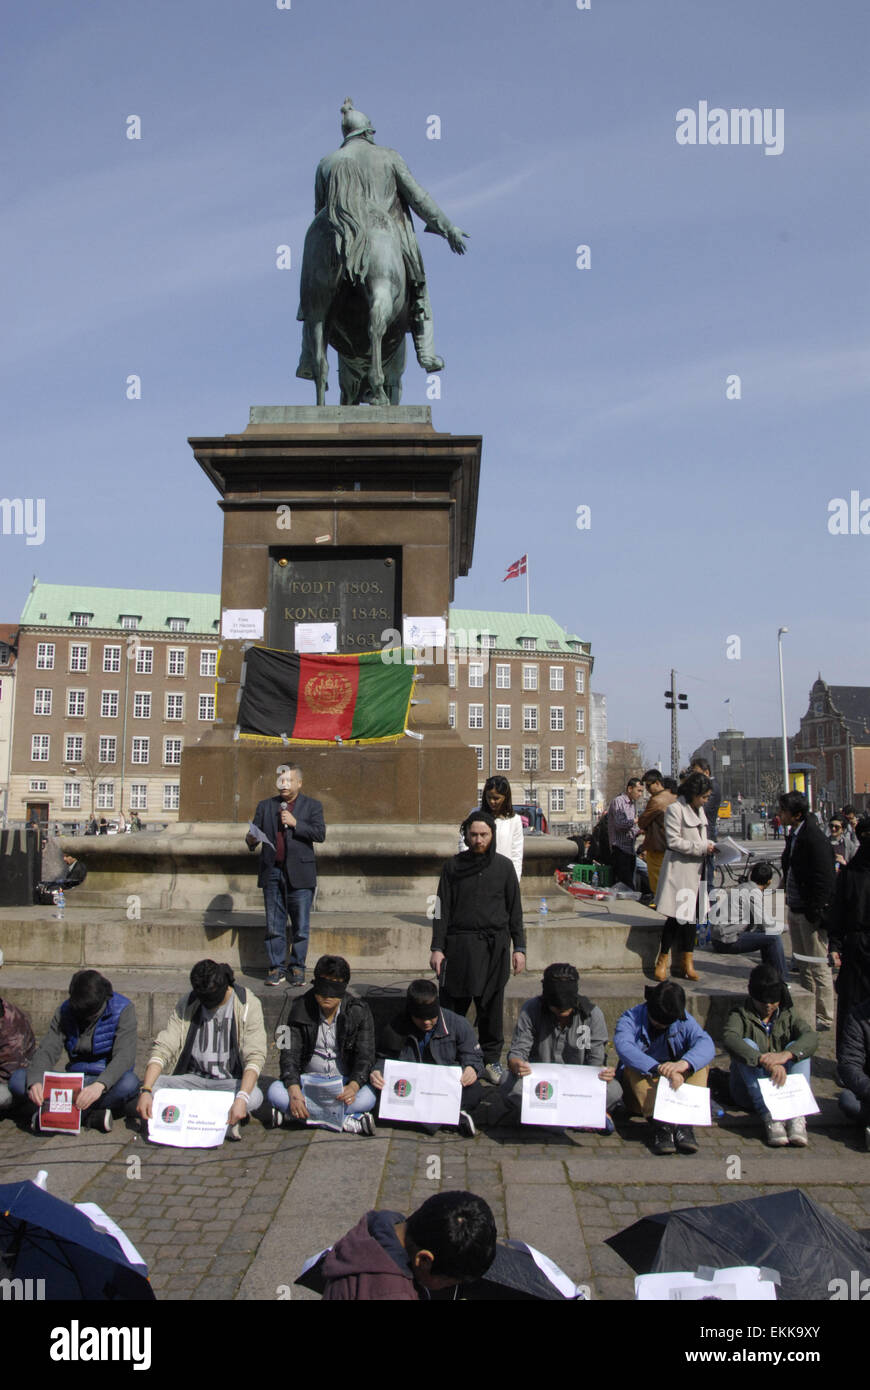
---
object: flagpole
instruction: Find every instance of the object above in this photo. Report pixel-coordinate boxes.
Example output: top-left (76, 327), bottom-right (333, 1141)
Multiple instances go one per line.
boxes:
top-left (526, 556), bottom-right (530, 615)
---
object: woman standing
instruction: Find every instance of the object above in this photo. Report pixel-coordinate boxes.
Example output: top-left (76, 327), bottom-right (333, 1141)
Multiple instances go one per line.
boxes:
top-left (653, 771), bottom-right (717, 982)
top-left (459, 776), bottom-right (524, 881)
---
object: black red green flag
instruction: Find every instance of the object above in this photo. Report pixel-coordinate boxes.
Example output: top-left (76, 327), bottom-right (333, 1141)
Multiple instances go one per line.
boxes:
top-left (237, 646), bottom-right (416, 745)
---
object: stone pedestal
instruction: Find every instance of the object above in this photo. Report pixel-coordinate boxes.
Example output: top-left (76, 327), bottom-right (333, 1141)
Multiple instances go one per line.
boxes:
top-left (180, 406), bottom-right (481, 825)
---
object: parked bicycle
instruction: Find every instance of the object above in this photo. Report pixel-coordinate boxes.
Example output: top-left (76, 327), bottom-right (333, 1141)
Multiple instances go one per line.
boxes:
top-left (713, 850), bottom-right (782, 891)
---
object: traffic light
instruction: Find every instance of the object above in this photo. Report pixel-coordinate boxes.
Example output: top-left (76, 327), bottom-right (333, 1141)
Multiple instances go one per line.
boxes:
top-left (664, 691), bottom-right (688, 710)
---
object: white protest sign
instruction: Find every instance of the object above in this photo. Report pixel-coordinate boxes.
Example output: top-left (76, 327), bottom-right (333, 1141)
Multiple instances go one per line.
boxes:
top-left (651, 1077), bottom-right (712, 1126)
top-left (520, 1064), bottom-right (607, 1129)
top-left (378, 1060), bottom-right (462, 1127)
top-left (148, 1088), bottom-right (234, 1148)
top-left (758, 1071), bottom-right (819, 1122)
top-left (221, 609), bottom-right (264, 639)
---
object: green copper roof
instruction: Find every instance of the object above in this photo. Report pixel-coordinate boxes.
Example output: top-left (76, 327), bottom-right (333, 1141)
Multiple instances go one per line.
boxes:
top-left (20, 582), bottom-right (220, 634)
top-left (449, 609), bottom-right (589, 654)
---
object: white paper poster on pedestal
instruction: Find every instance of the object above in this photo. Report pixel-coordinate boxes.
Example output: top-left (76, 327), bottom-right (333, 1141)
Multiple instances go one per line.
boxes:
top-left (295, 622), bottom-right (337, 653)
top-left (402, 617), bottom-right (446, 649)
top-left (651, 1078), bottom-right (712, 1127)
top-left (520, 1064), bottom-right (607, 1129)
top-left (148, 1088), bottom-right (234, 1148)
top-left (758, 1072), bottom-right (819, 1122)
top-left (378, 1060), bottom-right (462, 1127)
top-left (222, 609), bottom-right (265, 640)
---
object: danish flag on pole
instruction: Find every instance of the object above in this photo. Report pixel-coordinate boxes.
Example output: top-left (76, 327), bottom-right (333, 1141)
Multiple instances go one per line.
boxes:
top-left (503, 554), bottom-right (527, 581)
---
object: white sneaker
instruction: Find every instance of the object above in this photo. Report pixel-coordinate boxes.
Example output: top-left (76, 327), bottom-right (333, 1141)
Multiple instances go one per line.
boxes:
top-left (763, 1116), bottom-right (788, 1147)
top-left (226, 1122), bottom-right (242, 1141)
top-left (484, 1063), bottom-right (504, 1085)
top-left (458, 1110), bottom-right (477, 1137)
top-left (786, 1116), bottom-right (809, 1147)
top-left (342, 1113), bottom-right (375, 1136)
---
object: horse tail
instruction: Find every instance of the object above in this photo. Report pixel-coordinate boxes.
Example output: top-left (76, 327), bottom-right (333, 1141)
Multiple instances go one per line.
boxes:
top-left (325, 162), bottom-right (371, 284)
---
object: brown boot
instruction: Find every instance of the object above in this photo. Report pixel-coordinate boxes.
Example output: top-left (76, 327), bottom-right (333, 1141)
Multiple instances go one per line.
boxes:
top-left (653, 952), bottom-right (670, 982)
top-left (672, 952), bottom-right (700, 981)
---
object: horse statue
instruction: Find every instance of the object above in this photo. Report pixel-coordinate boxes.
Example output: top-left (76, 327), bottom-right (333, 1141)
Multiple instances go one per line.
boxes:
top-left (296, 100), bottom-right (467, 406)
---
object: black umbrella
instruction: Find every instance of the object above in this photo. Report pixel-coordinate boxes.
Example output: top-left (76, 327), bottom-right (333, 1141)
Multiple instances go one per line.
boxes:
top-left (0, 1180), bottom-right (155, 1300)
top-left (607, 1188), bottom-right (870, 1301)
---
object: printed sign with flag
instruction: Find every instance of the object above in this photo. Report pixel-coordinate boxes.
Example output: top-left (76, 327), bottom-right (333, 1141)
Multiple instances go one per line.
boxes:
top-left (238, 646), bottom-right (416, 745)
top-left (503, 554), bottom-right (527, 581)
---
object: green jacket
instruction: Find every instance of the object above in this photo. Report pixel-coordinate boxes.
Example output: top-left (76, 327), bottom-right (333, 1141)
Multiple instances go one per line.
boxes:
top-left (722, 998), bottom-right (818, 1066)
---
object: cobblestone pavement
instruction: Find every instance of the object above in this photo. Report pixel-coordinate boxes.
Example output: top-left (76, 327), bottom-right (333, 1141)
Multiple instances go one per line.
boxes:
top-left (1, 1026), bottom-right (868, 1303)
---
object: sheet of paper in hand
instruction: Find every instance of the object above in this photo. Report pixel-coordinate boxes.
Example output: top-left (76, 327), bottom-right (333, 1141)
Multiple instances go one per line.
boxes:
top-left (148, 1088), bottom-right (234, 1147)
top-left (520, 1064), bottom-right (607, 1128)
top-left (40, 1071), bottom-right (85, 1133)
top-left (378, 1060), bottom-right (462, 1126)
top-left (759, 1071), bottom-right (820, 1122)
top-left (301, 1074), bottom-right (347, 1131)
top-left (651, 1077), bottom-right (712, 1126)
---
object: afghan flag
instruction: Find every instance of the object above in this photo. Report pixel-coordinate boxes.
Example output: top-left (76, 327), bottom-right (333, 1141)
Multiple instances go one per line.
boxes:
top-left (237, 647), bottom-right (416, 745)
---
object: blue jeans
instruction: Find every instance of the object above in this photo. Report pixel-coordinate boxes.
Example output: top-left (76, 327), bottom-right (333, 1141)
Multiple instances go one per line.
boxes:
top-left (263, 868), bottom-right (313, 971)
top-left (9, 1064), bottom-right (140, 1113)
top-left (728, 1040), bottom-right (811, 1116)
top-left (838, 1089), bottom-right (870, 1125)
top-left (713, 931), bottom-right (787, 977)
top-left (267, 1077), bottom-right (377, 1119)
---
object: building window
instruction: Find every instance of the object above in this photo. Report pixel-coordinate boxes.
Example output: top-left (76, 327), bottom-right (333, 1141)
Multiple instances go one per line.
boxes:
top-left (166, 694), bottom-right (184, 720)
top-left (550, 787), bottom-right (565, 814)
top-left (468, 704), bottom-right (484, 730)
top-left (163, 784), bottom-right (180, 811)
top-left (69, 644), bottom-right (89, 673)
top-left (103, 645), bottom-right (121, 673)
top-left (200, 650), bottom-right (218, 677)
top-left (523, 746), bottom-right (539, 772)
top-left (447, 661), bottom-right (456, 689)
top-left (550, 707), bottom-right (565, 732)
top-left (470, 745), bottom-right (484, 772)
top-left (521, 638), bottom-right (537, 651)
top-left (29, 779), bottom-right (48, 792)
top-left (71, 613), bottom-right (91, 628)
top-left (133, 692), bottom-right (152, 719)
top-left (67, 689), bottom-right (86, 718)
top-left (64, 735), bottom-right (84, 763)
top-left (198, 694), bottom-right (215, 721)
top-left (168, 618), bottom-right (188, 632)
top-left (31, 734), bottom-right (50, 761)
top-left (496, 745), bottom-right (511, 771)
top-left (551, 747), bottom-right (565, 772)
top-left (448, 702), bottom-right (456, 729)
top-left (63, 781), bottom-right (82, 809)
top-left (522, 705), bottom-right (538, 732)
top-left (135, 647), bottom-right (153, 674)
top-left (549, 666), bottom-right (564, 691)
top-left (495, 664), bottom-right (510, 689)
top-left (131, 737), bottom-right (150, 764)
top-left (576, 787), bottom-right (586, 813)
top-left (480, 634), bottom-right (497, 650)
top-left (522, 665), bottom-right (538, 691)
top-left (164, 738), bottom-right (183, 766)
top-left (130, 783), bottom-right (147, 810)
top-left (496, 705), bottom-right (511, 730)
top-left (575, 668), bottom-right (585, 694)
top-left (576, 747), bottom-right (586, 772)
top-left (36, 642), bottom-right (55, 670)
top-left (576, 707), bottom-right (585, 733)
top-left (99, 736), bottom-right (117, 764)
top-left (97, 781), bottom-right (115, 809)
top-left (468, 663), bottom-right (484, 688)
top-left (121, 616), bottom-right (140, 630)
top-left (33, 688), bottom-right (52, 716)
top-left (101, 690), bottom-right (119, 719)
top-left (168, 648), bottom-right (186, 677)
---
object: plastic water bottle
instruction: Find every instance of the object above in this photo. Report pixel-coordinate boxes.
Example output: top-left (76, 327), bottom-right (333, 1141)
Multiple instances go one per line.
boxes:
top-left (56, 888), bottom-right (65, 919)
top-left (591, 869), bottom-right (599, 888)
top-left (539, 897), bottom-right (549, 917)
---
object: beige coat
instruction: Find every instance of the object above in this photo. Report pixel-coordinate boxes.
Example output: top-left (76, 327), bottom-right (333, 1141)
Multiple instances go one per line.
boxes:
top-left (147, 989), bottom-right (267, 1079)
top-left (654, 797), bottom-right (711, 922)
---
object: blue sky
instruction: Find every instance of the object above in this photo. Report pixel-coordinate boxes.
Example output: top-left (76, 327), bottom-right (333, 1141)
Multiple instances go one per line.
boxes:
top-left (2, 0), bottom-right (868, 764)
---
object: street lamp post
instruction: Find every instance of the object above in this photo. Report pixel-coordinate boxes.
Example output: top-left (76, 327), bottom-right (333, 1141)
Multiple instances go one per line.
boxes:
top-left (777, 627), bottom-right (790, 795)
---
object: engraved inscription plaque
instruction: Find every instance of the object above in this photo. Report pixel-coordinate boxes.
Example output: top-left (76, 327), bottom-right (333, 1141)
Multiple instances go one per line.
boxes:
top-left (268, 548), bottom-right (400, 653)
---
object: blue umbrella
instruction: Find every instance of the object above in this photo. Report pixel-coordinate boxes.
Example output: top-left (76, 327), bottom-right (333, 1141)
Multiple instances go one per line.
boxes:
top-left (0, 1179), bottom-right (155, 1300)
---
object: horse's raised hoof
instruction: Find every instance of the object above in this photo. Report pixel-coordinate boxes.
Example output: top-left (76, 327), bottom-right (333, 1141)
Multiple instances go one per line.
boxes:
top-left (416, 354), bottom-right (444, 371)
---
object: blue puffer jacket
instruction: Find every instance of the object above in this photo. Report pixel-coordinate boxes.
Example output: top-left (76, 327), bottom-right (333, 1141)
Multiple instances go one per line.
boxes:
top-left (60, 993), bottom-right (131, 1075)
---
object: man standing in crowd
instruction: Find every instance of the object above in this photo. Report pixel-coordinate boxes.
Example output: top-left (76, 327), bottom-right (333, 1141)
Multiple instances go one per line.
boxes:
top-left (607, 778), bottom-right (644, 889)
top-left (637, 770), bottom-right (677, 897)
top-left (430, 810), bottom-right (525, 1085)
top-left (246, 763), bottom-right (326, 987)
top-left (779, 791), bottom-right (837, 1031)
top-left (691, 757), bottom-right (722, 897)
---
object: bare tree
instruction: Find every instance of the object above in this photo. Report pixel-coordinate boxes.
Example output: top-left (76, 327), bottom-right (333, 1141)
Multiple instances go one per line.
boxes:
top-left (604, 742), bottom-right (649, 805)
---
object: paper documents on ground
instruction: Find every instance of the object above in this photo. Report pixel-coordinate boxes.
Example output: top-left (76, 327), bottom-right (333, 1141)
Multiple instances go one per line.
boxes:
top-left (148, 1088), bottom-right (233, 1147)
top-left (379, 1060), bottom-right (462, 1127)
top-left (520, 1064), bottom-right (607, 1129)
top-left (635, 1266), bottom-right (778, 1301)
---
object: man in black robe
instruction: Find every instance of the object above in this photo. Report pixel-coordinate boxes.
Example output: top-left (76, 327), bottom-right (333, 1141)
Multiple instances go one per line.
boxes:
top-left (429, 811), bottom-right (525, 1085)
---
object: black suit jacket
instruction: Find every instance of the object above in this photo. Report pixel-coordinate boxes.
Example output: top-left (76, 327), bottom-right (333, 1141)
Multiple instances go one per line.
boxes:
top-left (781, 815), bottom-right (836, 922)
top-left (250, 792), bottom-right (326, 890)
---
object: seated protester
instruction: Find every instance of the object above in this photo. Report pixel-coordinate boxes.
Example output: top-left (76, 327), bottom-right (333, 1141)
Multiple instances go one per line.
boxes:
top-left (836, 999), bottom-right (870, 1148)
top-left (321, 1190), bottom-right (496, 1301)
top-left (0, 947), bottom-right (37, 1117)
top-left (136, 960), bottom-right (266, 1141)
top-left (613, 981), bottom-right (714, 1156)
top-left (370, 978), bottom-right (482, 1136)
top-left (14, 969), bottom-right (139, 1132)
top-left (722, 963), bottom-right (818, 1148)
top-left (268, 955), bottom-right (377, 1136)
top-left (37, 852), bottom-right (88, 901)
top-left (502, 962), bottom-right (622, 1133)
top-left (710, 861), bottom-right (787, 979)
